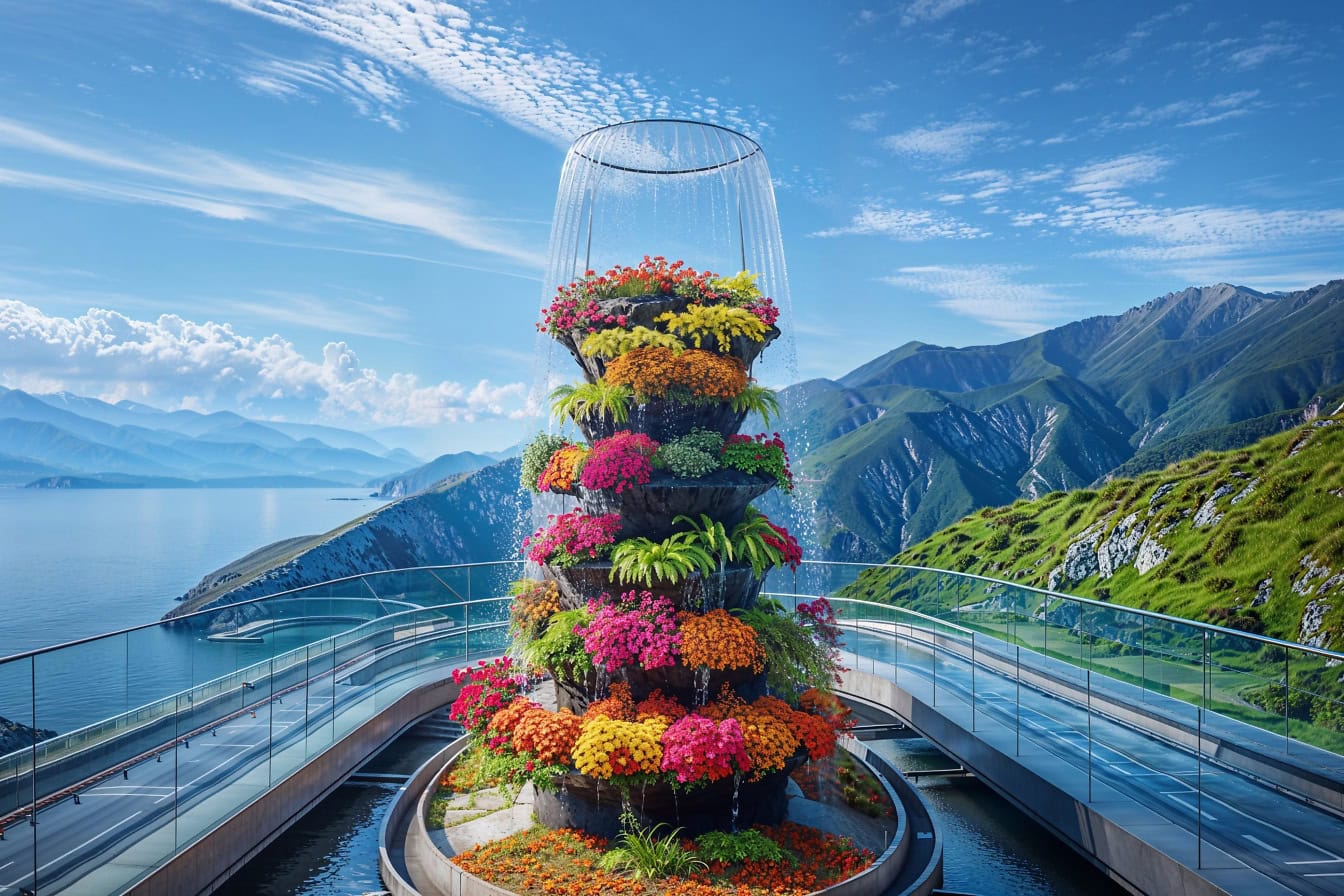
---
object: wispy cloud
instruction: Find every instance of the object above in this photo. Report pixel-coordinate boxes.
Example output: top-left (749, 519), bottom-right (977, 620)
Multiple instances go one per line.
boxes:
top-left (811, 204), bottom-right (989, 241)
top-left (882, 264), bottom-right (1081, 335)
top-left (901, 0), bottom-right (977, 27)
top-left (1115, 90), bottom-right (1264, 130)
top-left (212, 0), bottom-right (761, 143)
top-left (1066, 152), bottom-right (1170, 195)
top-left (848, 111), bottom-right (884, 132)
top-left (0, 299), bottom-right (527, 426)
top-left (882, 118), bottom-right (998, 162)
top-left (239, 54), bottom-right (407, 129)
top-left (1228, 40), bottom-right (1298, 70)
top-left (0, 116), bottom-right (543, 268)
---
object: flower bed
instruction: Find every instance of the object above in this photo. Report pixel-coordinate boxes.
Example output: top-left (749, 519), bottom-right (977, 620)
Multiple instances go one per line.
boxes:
top-left (451, 822), bottom-right (874, 896)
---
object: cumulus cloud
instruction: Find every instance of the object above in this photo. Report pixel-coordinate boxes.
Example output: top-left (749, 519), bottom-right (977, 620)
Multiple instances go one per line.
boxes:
top-left (811, 204), bottom-right (989, 240)
top-left (0, 299), bottom-right (526, 426)
top-left (882, 265), bottom-right (1080, 335)
top-left (213, 0), bottom-right (761, 143)
top-left (882, 119), bottom-right (997, 162)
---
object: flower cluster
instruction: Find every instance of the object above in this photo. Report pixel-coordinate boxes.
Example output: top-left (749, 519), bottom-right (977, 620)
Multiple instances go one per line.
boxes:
top-left (722, 432), bottom-right (793, 492)
top-left (449, 657), bottom-right (525, 736)
top-left (744, 295), bottom-right (780, 327)
top-left (572, 717), bottom-right (667, 779)
top-left (523, 511), bottom-right (621, 567)
top-left (706, 693), bottom-right (800, 781)
top-left (752, 696), bottom-right (836, 762)
top-left (509, 579), bottom-right (560, 639)
top-left (537, 443), bottom-right (588, 493)
top-left (512, 707), bottom-right (583, 766)
top-left (799, 687), bottom-right (855, 733)
top-left (763, 521), bottom-right (803, 571)
top-left (635, 688), bottom-right (689, 722)
top-left (795, 598), bottom-right (843, 652)
top-left (605, 347), bottom-right (747, 403)
top-left (486, 696), bottom-right (544, 751)
top-left (575, 590), bottom-right (681, 673)
top-left (678, 609), bottom-right (765, 672)
top-left (660, 714), bottom-right (751, 783)
top-left (578, 431), bottom-right (659, 494)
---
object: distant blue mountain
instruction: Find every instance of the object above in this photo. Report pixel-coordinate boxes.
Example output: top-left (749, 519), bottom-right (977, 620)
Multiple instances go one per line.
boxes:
top-left (0, 387), bottom-right (429, 487)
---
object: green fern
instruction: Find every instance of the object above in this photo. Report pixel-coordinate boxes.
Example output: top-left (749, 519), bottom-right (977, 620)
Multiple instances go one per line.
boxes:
top-left (731, 383), bottom-right (780, 427)
top-left (549, 379), bottom-right (632, 424)
top-left (610, 533), bottom-right (716, 586)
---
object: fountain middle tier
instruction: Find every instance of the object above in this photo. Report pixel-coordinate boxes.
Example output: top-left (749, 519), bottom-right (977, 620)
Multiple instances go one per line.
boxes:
top-left (575, 468), bottom-right (774, 541)
top-left (544, 562), bottom-right (765, 612)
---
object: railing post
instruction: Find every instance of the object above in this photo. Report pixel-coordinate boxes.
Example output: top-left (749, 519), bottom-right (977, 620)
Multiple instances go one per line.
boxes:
top-left (1198, 629), bottom-right (1208, 869)
top-left (932, 627), bottom-right (938, 707)
top-left (1140, 615), bottom-right (1146, 703)
top-left (1284, 649), bottom-right (1290, 753)
top-left (1087, 669), bottom-right (1093, 803)
top-left (971, 632), bottom-right (977, 732)
top-left (464, 601), bottom-right (471, 659)
top-left (1015, 644), bottom-right (1021, 756)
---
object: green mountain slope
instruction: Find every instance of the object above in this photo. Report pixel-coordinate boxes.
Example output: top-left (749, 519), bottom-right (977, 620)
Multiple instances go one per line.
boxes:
top-left (845, 415), bottom-right (1344, 652)
top-left (784, 280), bottom-right (1344, 561)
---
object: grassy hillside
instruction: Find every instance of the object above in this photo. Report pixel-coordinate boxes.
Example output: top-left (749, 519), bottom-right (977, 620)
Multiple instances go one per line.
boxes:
top-left (848, 414), bottom-right (1344, 649)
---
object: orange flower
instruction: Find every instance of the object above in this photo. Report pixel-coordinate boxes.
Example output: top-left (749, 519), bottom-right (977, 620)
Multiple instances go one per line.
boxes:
top-left (538, 443), bottom-right (589, 493)
top-left (678, 609), bottom-right (765, 673)
top-left (604, 347), bottom-right (747, 402)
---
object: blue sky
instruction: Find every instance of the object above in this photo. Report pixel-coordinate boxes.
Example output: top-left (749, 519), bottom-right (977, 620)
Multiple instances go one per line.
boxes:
top-left (1, 0), bottom-right (1340, 454)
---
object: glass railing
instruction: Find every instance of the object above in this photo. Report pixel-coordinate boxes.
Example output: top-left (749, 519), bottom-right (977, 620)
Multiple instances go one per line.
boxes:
top-left (0, 562), bottom-right (522, 896)
top-left (775, 561), bottom-right (1344, 874)
top-left (4, 558), bottom-right (1342, 893)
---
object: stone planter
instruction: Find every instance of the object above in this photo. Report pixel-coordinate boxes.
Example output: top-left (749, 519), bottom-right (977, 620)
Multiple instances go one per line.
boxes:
top-left (554, 666), bottom-right (767, 715)
top-left (544, 562), bottom-right (763, 612)
top-left (552, 293), bottom-right (779, 383)
top-left (576, 469), bottom-right (774, 541)
top-left (533, 756), bottom-right (803, 838)
top-left (576, 399), bottom-right (748, 444)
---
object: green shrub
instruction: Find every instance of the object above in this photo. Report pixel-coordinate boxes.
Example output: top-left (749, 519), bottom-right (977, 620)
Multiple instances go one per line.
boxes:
top-left (520, 433), bottom-right (571, 494)
top-left (580, 326), bottom-right (685, 359)
top-left (598, 823), bottom-right (706, 879)
top-left (694, 829), bottom-right (794, 865)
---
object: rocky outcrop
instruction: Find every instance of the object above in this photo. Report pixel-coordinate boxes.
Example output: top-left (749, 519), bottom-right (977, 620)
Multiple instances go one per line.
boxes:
top-left (1134, 536), bottom-right (1170, 575)
top-left (1, 716), bottom-right (56, 753)
top-left (164, 459), bottom-right (528, 625)
top-left (1048, 519), bottom-right (1108, 590)
top-left (1097, 512), bottom-right (1144, 579)
top-left (1193, 482), bottom-right (1236, 528)
top-left (1301, 598), bottom-right (1334, 649)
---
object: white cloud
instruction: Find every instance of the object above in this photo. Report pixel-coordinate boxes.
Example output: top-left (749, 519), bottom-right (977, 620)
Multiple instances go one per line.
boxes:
top-left (212, 0), bottom-right (759, 144)
top-left (848, 111), bottom-right (884, 132)
top-left (901, 0), bottom-right (977, 26)
top-left (811, 204), bottom-right (990, 241)
top-left (882, 264), bottom-right (1080, 335)
top-left (1228, 41), bottom-right (1296, 70)
top-left (240, 55), bottom-right (407, 130)
top-left (1066, 152), bottom-right (1170, 195)
top-left (0, 116), bottom-right (542, 268)
top-left (1118, 90), bottom-right (1263, 130)
top-left (882, 119), bottom-right (997, 162)
top-left (0, 299), bottom-right (526, 426)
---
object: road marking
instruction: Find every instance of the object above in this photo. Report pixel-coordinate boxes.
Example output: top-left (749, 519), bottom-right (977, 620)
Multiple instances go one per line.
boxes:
top-left (197, 743), bottom-right (255, 749)
top-left (185, 753), bottom-right (244, 789)
top-left (1163, 794), bottom-right (1216, 821)
top-left (1287, 859), bottom-right (1344, 865)
top-left (0, 862), bottom-right (12, 873)
top-left (1242, 834), bottom-right (1278, 852)
top-left (0, 811), bottom-right (143, 889)
top-left (1305, 873), bottom-right (1344, 878)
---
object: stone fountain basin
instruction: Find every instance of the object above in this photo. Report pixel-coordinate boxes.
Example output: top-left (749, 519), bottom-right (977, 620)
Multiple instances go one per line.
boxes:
top-left (577, 468), bottom-right (774, 541)
top-left (577, 399), bottom-right (748, 444)
top-left (545, 562), bottom-right (764, 612)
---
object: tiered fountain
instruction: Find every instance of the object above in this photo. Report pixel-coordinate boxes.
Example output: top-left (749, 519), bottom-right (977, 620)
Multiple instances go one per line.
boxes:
top-left (449, 120), bottom-right (849, 839)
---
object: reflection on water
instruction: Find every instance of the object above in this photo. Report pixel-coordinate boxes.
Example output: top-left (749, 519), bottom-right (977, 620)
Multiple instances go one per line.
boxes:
top-left (218, 732), bottom-right (449, 896)
top-left (870, 738), bottom-right (1126, 896)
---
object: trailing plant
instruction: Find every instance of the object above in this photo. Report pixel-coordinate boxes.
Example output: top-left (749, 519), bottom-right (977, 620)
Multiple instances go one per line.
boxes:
top-left (657, 305), bottom-right (768, 353)
top-left (605, 347), bottom-right (747, 403)
top-left (738, 601), bottom-right (843, 694)
top-left (722, 432), bottom-right (794, 492)
top-left (523, 511), bottom-right (622, 567)
top-left (596, 821), bottom-right (707, 879)
top-left (695, 828), bottom-right (796, 865)
top-left (580, 326), bottom-right (685, 358)
top-left (522, 608), bottom-right (595, 681)
top-left (579, 431), bottom-right (659, 493)
top-left (549, 380), bottom-right (632, 425)
top-left (610, 532), bottom-right (716, 586)
top-left (520, 432), bottom-right (572, 494)
top-left (448, 657), bottom-right (525, 736)
top-left (731, 382), bottom-right (781, 427)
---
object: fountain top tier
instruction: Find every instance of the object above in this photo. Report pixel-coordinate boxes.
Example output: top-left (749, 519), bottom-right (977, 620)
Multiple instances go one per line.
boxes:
top-left (569, 119), bottom-right (763, 175)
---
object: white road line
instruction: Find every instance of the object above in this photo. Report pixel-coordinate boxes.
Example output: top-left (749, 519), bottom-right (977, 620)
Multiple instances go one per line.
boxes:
top-left (1287, 859), bottom-right (1344, 865)
top-left (0, 811), bottom-right (142, 889)
top-left (1242, 834), bottom-right (1278, 852)
top-left (0, 862), bottom-right (12, 873)
top-left (1163, 795), bottom-right (1217, 821)
top-left (185, 753), bottom-right (243, 789)
top-left (197, 743), bottom-right (255, 749)
top-left (1305, 873), bottom-right (1344, 878)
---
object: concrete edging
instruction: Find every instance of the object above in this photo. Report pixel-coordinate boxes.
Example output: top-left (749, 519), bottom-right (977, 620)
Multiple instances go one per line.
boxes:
top-left (385, 729), bottom-right (938, 896)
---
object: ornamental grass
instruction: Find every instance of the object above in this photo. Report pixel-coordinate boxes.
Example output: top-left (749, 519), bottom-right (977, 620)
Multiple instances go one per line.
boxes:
top-left (677, 609), bottom-right (765, 673)
top-left (605, 348), bottom-right (747, 403)
top-left (451, 822), bottom-right (872, 896)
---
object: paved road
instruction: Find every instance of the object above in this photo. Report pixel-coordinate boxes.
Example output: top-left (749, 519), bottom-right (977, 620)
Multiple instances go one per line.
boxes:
top-left (843, 626), bottom-right (1344, 895)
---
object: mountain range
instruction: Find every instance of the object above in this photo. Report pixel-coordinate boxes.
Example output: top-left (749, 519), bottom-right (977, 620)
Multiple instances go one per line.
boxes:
top-left (785, 280), bottom-right (1344, 560)
top-left (163, 278), bottom-right (1344, 615)
top-left (0, 387), bottom-right (432, 487)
